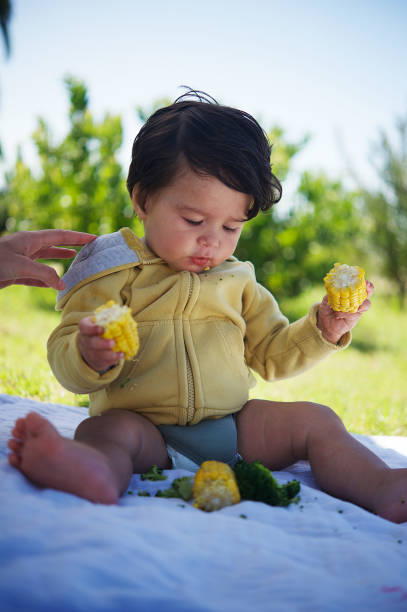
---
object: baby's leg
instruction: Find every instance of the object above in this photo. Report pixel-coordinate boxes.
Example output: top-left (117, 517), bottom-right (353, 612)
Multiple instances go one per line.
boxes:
top-left (236, 400), bottom-right (407, 523)
top-left (8, 409), bottom-right (170, 504)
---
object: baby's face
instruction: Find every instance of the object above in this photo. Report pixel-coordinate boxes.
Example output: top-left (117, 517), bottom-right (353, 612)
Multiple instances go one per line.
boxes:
top-left (133, 165), bottom-right (251, 272)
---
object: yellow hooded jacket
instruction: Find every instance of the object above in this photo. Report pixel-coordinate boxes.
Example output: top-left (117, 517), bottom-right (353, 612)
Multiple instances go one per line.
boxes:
top-left (47, 228), bottom-right (350, 426)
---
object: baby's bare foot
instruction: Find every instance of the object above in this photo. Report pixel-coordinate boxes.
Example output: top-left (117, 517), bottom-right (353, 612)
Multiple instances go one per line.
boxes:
top-left (373, 468), bottom-right (407, 524)
top-left (8, 411), bottom-right (119, 504)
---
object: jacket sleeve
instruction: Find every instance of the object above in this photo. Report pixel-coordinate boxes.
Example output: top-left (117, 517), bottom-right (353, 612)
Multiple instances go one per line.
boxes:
top-left (242, 265), bottom-right (350, 381)
top-left (47, 269), bottom-right (135, 394)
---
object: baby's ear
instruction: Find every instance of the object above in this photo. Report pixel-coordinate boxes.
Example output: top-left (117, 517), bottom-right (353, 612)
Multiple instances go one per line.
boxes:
top-left (131, 185), bottom-right (146, 219)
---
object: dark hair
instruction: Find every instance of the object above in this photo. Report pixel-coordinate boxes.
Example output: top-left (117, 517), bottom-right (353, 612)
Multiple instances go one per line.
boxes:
top-left (126, 89), bottom-right (282, 219)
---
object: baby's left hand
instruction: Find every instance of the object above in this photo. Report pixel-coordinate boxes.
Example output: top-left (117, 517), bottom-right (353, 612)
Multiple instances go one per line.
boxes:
top-left (317, 281), bottom-right (374, 344)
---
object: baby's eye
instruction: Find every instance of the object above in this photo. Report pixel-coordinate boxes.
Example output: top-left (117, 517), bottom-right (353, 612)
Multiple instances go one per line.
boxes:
top-left (223, 226), bottom-right (237, 232)
top-left (184, 218), bottom-right (202, 226)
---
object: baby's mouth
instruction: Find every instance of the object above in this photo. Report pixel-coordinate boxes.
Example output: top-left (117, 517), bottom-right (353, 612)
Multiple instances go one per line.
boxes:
top-left (191, 257), bottom-right (210, 268)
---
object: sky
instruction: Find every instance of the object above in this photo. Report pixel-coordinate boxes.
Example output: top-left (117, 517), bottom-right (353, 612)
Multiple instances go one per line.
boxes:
top-left (1, 0), bottom-right (407, 201)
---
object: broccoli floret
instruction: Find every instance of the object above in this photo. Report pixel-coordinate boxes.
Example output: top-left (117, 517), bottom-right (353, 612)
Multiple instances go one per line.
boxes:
top-left (141, 465), bottom-right (168, 481)
top-left (233, 460), bottom-right (300, 506)
top-left (155, 476), bottom-right (193, 501)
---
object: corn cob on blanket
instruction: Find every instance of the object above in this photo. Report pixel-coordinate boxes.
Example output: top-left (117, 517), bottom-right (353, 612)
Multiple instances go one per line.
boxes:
top-left (1, 395), bottom-right (407, 611)
top-left (324, 263), bottom-right (367, 313)
top-left (93, 299), bottom-right (139, 360)
top-left (193, 460), bottom-right (241, 511)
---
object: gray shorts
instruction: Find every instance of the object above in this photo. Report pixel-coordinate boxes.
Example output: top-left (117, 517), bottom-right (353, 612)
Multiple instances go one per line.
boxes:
top-left (158, 414), bottom-right (240, 471)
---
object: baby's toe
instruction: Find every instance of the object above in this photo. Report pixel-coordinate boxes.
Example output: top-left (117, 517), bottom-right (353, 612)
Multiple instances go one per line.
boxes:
top-left (25, 411), bottom-right (51, 437)
top-left (8, 451), bottom-right (21, 468)
top-left (11, 417), bottom-right (26, 439)
top-left (8, 438), bottom-right (22, 453)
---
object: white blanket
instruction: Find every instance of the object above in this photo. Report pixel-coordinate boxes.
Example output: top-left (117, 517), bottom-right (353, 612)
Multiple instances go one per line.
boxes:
top-left (0, 393), bottom-right (406, 611)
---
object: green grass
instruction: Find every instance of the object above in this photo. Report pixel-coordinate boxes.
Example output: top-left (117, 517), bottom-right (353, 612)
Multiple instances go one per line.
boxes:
top-left (1, 282), bottom-right (406, 435)
top-left (0, 285), bottom-right (89, 408)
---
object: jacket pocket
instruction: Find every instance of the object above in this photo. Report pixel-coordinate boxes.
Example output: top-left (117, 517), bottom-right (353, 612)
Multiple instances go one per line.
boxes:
top-left (191, 319), bottom-right (250, 412)
top-left (106, 322), bottom-right (180, 410)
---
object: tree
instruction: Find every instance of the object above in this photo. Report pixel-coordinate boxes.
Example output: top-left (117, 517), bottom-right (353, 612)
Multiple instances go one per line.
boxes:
top-left (362, 114), bottom-right (407, 306)
top-left (0, 0), bottom-right (12, 158)
top-left (235, 127), bottom-right (308, 296)
top-left (0, 0), bottom-right (11, 56)
top-left (236, 126), bottom-right (363, 299)
top-left (285, 172), bottom-right (365, 293)
top-left (1, 81), bottom-right (363, 295)
top-left (1, 77), bottom-right (142, 246)
top-left (238, 169), bottom-right (363, 299)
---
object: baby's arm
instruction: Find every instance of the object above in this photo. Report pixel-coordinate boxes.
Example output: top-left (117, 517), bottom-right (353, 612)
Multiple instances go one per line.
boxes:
top-left (47, 269), bottom-right (133, 393)
top-left (243, 279), bottom-right (345, 382)
top-left (243, 262), bottom-right (373, 381)
top-left (77, 316), bottom-right (123, 373)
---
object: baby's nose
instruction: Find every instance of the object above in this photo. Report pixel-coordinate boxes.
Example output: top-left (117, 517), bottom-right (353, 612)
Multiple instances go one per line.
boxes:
top-left (198, 232), bottom-right (219, 248)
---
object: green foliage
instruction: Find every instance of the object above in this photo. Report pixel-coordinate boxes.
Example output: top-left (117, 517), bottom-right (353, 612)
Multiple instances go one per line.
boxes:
top-left (267, 126), bottom-right (310, 182)
top-left (237, 168), bottom-right (364, 298)
top-left (236, 125), bottom-right (307, 296)
top-left (361, 113), bottom-right (407, 306)
top-left (1, 76), bottom-right (142, 254)
top-left (0, 78), bottom-right (400, 302)
top-left (288, 172), bottom-right (365, 286)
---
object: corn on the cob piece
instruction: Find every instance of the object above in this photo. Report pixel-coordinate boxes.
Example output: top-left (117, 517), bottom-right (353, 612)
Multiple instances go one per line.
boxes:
top-left (324, 263), bottom-right (367, 313)
top-left (93, 300), bottom-right (139, 360)
top-left (193, 460), bottom-right (241, 512)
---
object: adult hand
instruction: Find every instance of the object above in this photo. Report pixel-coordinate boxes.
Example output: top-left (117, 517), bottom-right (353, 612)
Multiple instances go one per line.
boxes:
top-left (317, 281), bottom-right (374, 344)
top-left (0, 229), bottom-right (96, 290)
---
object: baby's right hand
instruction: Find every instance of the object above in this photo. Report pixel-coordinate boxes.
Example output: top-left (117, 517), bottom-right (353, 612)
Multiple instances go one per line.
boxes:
top-left (77, 316), bottom-right (124, 373)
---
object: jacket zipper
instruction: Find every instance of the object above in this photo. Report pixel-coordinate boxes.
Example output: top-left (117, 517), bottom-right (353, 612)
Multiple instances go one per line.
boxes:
top-left (185, 274), bottom-right (195, 423)
top-left (185, 352), bottom-right (195, 423)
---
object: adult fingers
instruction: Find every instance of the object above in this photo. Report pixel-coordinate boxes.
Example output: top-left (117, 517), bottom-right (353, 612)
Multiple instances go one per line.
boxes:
top-left (5, 259), bottom-right (64, 290)
top-left (28, 229), bottom-right (97, 250)
top-left (3, 278), bottom-right (50, 288)
top-left (34, 246), bottom-right (78, 259)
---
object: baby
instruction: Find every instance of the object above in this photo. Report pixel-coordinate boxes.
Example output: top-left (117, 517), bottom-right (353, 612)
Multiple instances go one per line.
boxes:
top-left (8, 91), bottom-right (407, 522)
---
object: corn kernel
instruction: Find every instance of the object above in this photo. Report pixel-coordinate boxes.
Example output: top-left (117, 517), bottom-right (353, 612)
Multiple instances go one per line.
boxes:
top-left (93, 300), bottom-right (139, 360)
